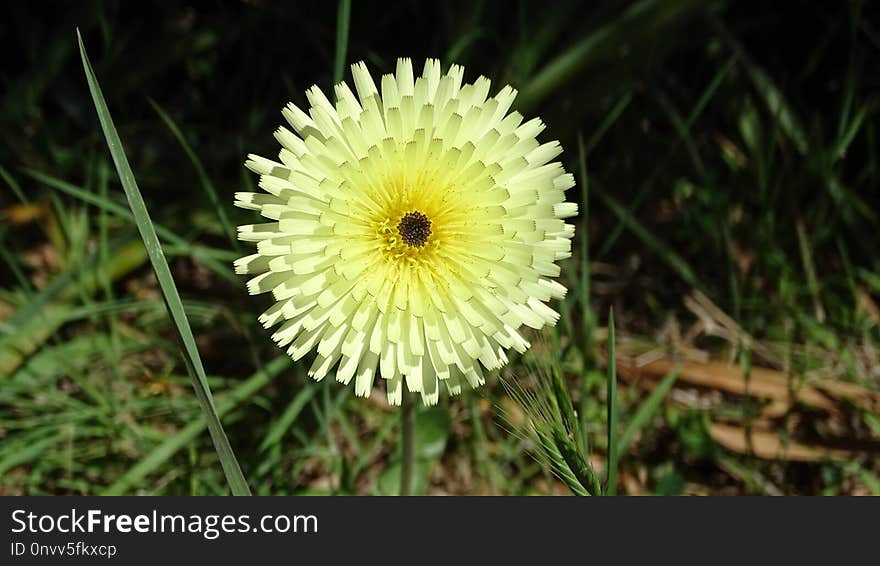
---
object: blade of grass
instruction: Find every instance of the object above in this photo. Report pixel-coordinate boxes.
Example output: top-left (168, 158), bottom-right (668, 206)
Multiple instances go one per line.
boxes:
top-left (149, 99), bottom-right (239, 249)
top-left (713, 19), bottom-right (808, 155)
top-left (0, 231), bottom-right (34, 294)
top-left (616, 365), bottom-right (679, 460)
top-left (833, 66), bottom-right (866, 163)
top-left (596, 186), bottom-right (703, 290)
top-left (0, 165), bottom-right (29, 204)
top-left (654, 89), bottom-right (707, 180)
top-left (505, 2), bottom-right (582, 87)
top-left (334, 0), bottom-right (352, 84)
top-left (259, 383), bottom-right (318, 452)
top-left (605, 309), bottom-right (618, 495)
top-left (517, 0), bottom-right (704, 111)
top-left (576, 133), bottom-right (594, 448)
top-left (78, 29), bottom-right (250, 495)
top-left (834, 103), bottom-right (866, 162)
top-left (96, 159), bottom-right (125, 383)
top-left (796, 217), bottom-right (825, 322)
top-left (584, 92), bottom-right (632, 158)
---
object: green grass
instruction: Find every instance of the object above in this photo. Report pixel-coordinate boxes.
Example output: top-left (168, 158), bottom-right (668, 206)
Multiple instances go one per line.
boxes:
top-left (605, 310), bottom-right (618, 495)
top-left (1, 1), bottom-right (878, 496)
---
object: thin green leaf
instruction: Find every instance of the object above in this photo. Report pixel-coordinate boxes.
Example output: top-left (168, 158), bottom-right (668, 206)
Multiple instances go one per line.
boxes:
top-left (605, 309), bottom-right (618, 495)
top-left (796, 218), bottom-right (825, 322)
top-left (597, 187), bottom-right (703, 290)
top-left (0, 165), bottom-right (29, 204)
top-left (834, 104), bottom-right (866, 162)
top-left (584, 92), bottom-right (632, 157)
top-left (77, 30), bottom-right (251, 495)
top-left (518, 0), bottom-right (704, 111)
top-left (576, 133), bottom-right (594, 450)
top-left (149, 99), bottom-right (239, 249)
top-left (616, 365), bottom-right (679, 459)
top-left (260, 383), bottom-right (318, 452)
top-left (334, 0), bottom-right (352, 84)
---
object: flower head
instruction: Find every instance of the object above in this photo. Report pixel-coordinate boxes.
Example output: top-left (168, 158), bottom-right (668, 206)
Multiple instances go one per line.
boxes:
top-left (235, 58), bottom-right (577, 405)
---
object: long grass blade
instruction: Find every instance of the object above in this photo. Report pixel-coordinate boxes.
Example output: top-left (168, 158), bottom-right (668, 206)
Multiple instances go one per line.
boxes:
top-left (605, 309), bottom-right (618, 495)
top-left (616, 365), bottom-right (679, 460)
top-left (577, 134), bottom-right (594, 447)
top-left (334, 0), bottom-right (352, 84)
top-left (517, 0), bottom-right (704, 111)
top-left (77, 29), bottom-right (251, 495)
top-left (259, 383), bottom-right (318, 451)
top-left (149, 99), bottom-right (239, 249)
top-left (597, 187), bottom-right (703, 290)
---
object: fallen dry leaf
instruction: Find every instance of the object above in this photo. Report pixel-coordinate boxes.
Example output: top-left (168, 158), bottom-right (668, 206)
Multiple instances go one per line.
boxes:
top-left (617, 358), bottom-right (880, 415)
top-left (3, 202), bottom-right (49, 224)
top-left (709, 423), bottom-right (854, 462)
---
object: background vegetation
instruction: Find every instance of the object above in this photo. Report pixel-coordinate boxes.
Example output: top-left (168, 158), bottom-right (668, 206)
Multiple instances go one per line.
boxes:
top-left (2, 0), bottom-right (879, 495)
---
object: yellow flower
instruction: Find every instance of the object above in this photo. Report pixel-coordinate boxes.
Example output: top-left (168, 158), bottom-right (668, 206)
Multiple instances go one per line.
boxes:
top-left (235, 58), bottom-right (576, 405)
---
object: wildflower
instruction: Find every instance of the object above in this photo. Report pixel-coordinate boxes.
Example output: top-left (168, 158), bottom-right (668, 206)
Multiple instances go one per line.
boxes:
top-left (235, 58), bottom-right (576, 405)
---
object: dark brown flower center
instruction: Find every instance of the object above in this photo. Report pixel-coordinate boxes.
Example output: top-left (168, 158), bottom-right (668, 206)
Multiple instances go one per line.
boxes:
top-left (397, 211), bottom-right (432, 248)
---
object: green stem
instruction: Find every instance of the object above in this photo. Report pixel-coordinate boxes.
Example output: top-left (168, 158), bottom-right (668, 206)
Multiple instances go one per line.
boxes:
top-left (400, 388), bottom-right (416, 496)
